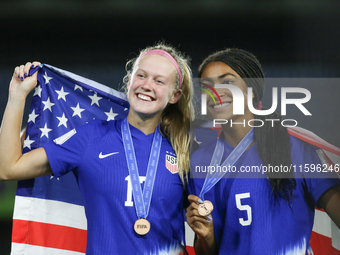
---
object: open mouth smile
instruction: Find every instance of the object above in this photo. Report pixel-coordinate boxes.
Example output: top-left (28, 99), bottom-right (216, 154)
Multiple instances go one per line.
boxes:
top-left (213, 102), bottom-right (230, 109)
top-left (137, 93), bottom-right (154, 102)
top-left (210, 101), bottom-right (232, 111)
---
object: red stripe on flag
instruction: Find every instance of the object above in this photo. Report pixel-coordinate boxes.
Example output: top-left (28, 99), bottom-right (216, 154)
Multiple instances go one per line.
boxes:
top-left (315, 207), bottom-right (325, 212)
top-left (12, 219), bottom-right (87, 253)
top-left (310, 231), bottom-right (340, 255)
top-left (186, 246), bottom-right (196, 255)
top-left (287, 128), bottom-right (340, 156)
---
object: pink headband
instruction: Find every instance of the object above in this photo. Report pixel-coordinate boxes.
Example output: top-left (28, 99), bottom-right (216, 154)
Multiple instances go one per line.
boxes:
top-left (139, 49), bottom-right (182, 87)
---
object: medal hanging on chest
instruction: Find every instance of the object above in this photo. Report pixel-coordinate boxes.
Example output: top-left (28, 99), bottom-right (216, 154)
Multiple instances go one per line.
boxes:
top-left (134, 218), bottom-right (151, 235)
top-left (121, 118), bottom-right (162, 235)
top-left (198, 128), bottom-right (254, 216)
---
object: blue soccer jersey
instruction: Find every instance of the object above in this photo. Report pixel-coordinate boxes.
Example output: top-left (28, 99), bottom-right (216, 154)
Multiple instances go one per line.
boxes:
top-left (44, 119), bottom-right (187, 255)
top-left (189, 134), bottom-right (340, 255)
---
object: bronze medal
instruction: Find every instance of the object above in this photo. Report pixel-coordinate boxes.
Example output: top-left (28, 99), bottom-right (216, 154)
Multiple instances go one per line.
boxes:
top-left (198, 200), bottom-right (214, 216)
top-left (134, 218), bottom-right (150, 235)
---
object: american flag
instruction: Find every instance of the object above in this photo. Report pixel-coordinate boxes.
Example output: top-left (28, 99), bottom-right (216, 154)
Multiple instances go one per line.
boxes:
top-left (10, 64), bottom-right (339, 255)
top-left (11, 64), bottom-right (197, 255)
top-left (11, 64), bottom-right (131, 254)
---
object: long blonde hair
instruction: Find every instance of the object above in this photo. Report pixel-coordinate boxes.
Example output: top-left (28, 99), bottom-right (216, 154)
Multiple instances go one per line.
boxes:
top-left (123, 43), bottom-right (194, 182)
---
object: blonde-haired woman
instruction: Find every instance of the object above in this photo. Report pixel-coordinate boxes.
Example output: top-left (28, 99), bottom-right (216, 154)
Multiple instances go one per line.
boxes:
top-left (0, 43), bottom-right (194, 254)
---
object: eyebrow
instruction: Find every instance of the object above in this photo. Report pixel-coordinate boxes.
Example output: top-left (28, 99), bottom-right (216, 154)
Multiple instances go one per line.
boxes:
top-left (218, 73), bottom-right (237, 79)
top-left (201, 72), bottom-right (237, 83)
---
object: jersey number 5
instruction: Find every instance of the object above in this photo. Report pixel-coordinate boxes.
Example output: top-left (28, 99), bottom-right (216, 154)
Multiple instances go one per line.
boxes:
top-left (235, 192), bottom-right (252, 226)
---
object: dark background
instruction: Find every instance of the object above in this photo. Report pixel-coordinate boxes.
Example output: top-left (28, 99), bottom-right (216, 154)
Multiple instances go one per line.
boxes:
top-left (0, 0), bottom-right (339, 254)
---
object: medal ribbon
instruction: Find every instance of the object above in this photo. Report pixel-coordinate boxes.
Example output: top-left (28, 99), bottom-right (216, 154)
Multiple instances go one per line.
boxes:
top-left (122, 118), bottom-right (162, 219)
top-left (199, 128), bottom-right (254, 200)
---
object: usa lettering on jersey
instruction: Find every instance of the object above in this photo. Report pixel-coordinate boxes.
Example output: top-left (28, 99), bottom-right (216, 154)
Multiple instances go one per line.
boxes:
top-left (166, 153), bottom-right (178, 174)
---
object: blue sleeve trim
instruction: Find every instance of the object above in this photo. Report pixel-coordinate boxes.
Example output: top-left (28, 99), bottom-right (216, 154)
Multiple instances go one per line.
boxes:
top-left (43, 142), bottom-right (64, 178)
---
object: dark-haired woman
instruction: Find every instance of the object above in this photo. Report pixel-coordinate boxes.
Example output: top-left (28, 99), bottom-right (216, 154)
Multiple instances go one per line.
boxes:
top-left (186, 48), bottom-right (340, 255)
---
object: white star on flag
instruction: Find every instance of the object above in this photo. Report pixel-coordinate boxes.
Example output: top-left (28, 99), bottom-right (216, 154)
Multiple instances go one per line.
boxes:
top-left (74, 84), bottom-right (83, 91)
top-left (15, 64), bottom-right (131, 255)
top-left (33, 85), bottom-right (42, 97)
top-left (55, 87), bottom-right (70, 101)
top-left (71, 103), bottom-right (85, 118)
top-left (23, 135), bottom-right (35, 149)
top-left (40, 123), bottom-right (53, 138)
top-left (89, 93), bottom-right (102, 107)
top-left (105, 108), bottom-right (118, 121)
top-left (57, 113), bottom-right (68, 128)
top-left (42, 97), bottom-right (55, 112)
top-left (28, 109), bottom-right (39, 123)
top-left (43, 72), bottom-right (53, 84)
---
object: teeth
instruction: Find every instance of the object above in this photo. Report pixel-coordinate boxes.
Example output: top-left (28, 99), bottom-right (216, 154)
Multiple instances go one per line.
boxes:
top-left (138, 94), bottom-right (152, 101)
top-left (213, 103), bottom-right (230, 109)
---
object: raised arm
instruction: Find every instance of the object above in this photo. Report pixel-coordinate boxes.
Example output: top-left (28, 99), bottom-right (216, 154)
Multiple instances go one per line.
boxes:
top-left (186, 194), bottom-right (216, 255)
top-left (0, 62), bottom-right (52, 181)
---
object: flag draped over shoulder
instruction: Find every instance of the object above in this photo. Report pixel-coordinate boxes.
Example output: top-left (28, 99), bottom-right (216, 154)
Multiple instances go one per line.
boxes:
top-left (11, 64), bottom-right (197, 255)
top-left (11, 64), bottom-right (130, 255)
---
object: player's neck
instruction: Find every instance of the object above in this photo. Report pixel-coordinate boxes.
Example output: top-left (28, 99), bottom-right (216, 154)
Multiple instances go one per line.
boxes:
top-left (127, 111), bottom-right (160, 135)
top-left (221, 115), bottom-right (254, 148)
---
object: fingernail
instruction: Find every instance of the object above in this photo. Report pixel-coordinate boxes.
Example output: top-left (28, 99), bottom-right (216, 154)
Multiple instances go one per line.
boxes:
top-left (31, 64), bottom-right (35, 68)
top-left (208, 216), bottom-right (212, 220)
top-left (24, 73), bottom-right (27, 77)
top-left (198, 199), bottom-right (203, 204)
top-left (206, 219), bottom-right (211, 223)
top-left (18, 75), bottom-right (20, 78)
top-left (20, 77), bottom-right (23, 81)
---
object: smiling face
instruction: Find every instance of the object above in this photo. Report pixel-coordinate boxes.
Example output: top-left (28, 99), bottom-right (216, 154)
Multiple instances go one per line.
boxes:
top-left (200, 61), bottom-right (253, 122)
top-left (127, 54), bottom-right (182, 122)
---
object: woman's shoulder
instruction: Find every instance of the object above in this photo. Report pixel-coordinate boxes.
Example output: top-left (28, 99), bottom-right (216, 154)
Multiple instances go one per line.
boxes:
top-left (288, 133), bottom-right (319, 155)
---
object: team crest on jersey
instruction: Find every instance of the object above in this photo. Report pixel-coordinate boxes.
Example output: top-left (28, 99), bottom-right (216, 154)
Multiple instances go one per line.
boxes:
top-left (165, 152), bottom-right (178, 174)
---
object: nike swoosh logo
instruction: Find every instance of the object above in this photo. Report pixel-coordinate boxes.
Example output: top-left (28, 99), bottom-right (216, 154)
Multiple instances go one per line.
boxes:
top-left (99, 152), bottom-right (119, 159)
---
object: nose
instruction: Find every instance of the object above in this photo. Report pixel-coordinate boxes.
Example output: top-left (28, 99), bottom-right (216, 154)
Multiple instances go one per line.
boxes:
top-left (141, 78), bottom-right (153, 91)
top-left (214, 89), bottom-right (227, 99)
